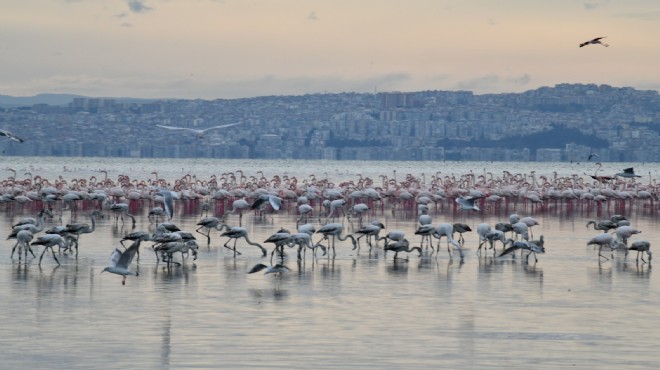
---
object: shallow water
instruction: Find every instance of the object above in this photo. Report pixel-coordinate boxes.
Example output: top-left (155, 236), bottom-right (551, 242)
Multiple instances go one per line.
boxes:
top-left (1, 158), bottom-right (659, 369)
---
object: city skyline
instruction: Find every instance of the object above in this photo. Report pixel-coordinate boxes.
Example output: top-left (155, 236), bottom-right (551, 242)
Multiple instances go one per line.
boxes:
top-left (2, 1), bottom-right (660, 100)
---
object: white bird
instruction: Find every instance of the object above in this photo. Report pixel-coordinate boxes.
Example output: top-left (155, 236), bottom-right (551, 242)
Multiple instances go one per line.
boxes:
top-left (155, 122), bottom-right (242, 139)
top-left (0, 128), bottom-right (24, 143)
top-left (579, 37), bottom-right (609, 48)
top-left (154, 190), bottom-right (175, 220)
top-left (102, 240), bottom-right (141, 285)
top-left (455, 196), bottom-right (482, 211)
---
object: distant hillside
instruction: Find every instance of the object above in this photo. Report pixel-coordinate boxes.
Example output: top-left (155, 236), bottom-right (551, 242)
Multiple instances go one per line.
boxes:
top-left (0, 93), bottom-right (167, 108)
top-left (0, 93), bottom-right (86, 107)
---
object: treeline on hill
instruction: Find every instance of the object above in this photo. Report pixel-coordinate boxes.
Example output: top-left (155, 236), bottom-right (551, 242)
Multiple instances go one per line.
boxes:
top-left (323, 126), bottom-right (608, 150)
top-left (439, 126), bottom-right (609, 150)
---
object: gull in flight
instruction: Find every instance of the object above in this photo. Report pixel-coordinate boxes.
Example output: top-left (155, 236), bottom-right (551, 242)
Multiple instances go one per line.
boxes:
top-left (455, 196), bottom-right (484, 211)
top-left (579, 37), bottom-right (609, 48)
top-left (155, 122), bottom-right (242, 139)
top-left (0, 129), bottom-right (24, 143)
top-left (102, 239), bottom-right (141, 285)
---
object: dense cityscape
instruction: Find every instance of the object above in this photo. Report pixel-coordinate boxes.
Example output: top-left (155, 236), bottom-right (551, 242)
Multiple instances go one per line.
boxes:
top-left (1, 83), bottom-right (659, 162)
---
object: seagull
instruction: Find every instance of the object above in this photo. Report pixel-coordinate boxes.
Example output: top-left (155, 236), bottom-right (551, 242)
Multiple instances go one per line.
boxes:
top-left (0, 129), bottom-right (24, 143)
top-left (455, 196), bottom-right (483, 211)
top-left (580, 37), bottom-right (609, 48)
top-left (102, 239), bottom-right (141, 285)
top-left (615, 167), bottom-right (641, 178)
top-left (155, 122), bottom-right (242, 139)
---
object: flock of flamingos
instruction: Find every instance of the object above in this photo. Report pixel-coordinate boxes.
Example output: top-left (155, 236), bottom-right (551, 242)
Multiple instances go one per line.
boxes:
top-left (1, 164), bottom-right (657, 284)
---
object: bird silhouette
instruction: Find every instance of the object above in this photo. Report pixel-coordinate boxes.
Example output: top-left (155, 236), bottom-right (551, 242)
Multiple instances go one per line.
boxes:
top-left (616, 167), bottom-right (641, 178)
top-left (0, 129), bottom-right (24, 143)
top-left (155, 122), bottom-right (242, 139)
top-left (580, 37), bottom-right (609, 48)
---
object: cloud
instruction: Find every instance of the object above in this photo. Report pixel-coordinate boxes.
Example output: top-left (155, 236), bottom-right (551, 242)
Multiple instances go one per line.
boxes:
top-left (456, 75), bottom-right (500, 91)
top-left (583, 1), bottom-right (609, 10)
top-left (508, 73), bottom-right (531, 86)
top-left (308, 11), bottom-right (318, 21)
top-left (127, 0), bottom-right (152, 14)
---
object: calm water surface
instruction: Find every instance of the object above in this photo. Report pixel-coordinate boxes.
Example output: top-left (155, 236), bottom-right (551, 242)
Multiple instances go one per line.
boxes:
top-left (1, 157), bottom-right (659, 369)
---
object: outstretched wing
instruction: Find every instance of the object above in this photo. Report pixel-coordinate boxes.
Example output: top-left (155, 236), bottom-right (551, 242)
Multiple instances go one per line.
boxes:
top-left (117, 241), bottom-right (140, 268)
top-left (0, 129), bottom-right (25, 143)
top-left (108, 248), bottom-right (123, 268)
top-left (155, 125), bottom-right (200, 133)
top-left (248, 263), bottom-right (268, 274)
top-left (200, 122), bottom-right (243, 132)
top-left (498, 245), bottom-right (520, 258)
top-left (268, 195), bottom-right (282, 211)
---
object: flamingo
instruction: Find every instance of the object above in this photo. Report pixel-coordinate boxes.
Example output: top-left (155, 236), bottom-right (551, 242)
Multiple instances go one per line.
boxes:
top-left (452, 223), bottom-right (472, 245)
top-left (315, 223), bottom-right (356, 257)
top-left (220, 226), bottom-right (267, 257)
top-left (353, 221), bottom-right (386, 252)
top-left (64, 211), bottom-right (103, 256)
top-left (264, 229), bottom-right (292, 264)
top-left (195, 216), bottom-right (226, 244)
top-left (109, 203), bottom-right (136, 228)
top-left (586, 220), bottom-right (617, 232)
top-left (384, 239), bottom-right (422, 261)
top-left (432, 223), bottom-right (464, 260)
top-left (614, 226), bottom-right (642, 246)
top-left (31, 234), bottom-right (68, 266)
top-left (579, 37), bottom-right (609, 47)
top-left (499, 239), bottom-right (545, 263)
top-left (626, 241), bottom-right (651, 263)
top-left (11, 230), bottom-right (34, 260)
top-left (102, 239), bottom-right (141, 285)
top-left (587, 233), bottom-right (616, 260)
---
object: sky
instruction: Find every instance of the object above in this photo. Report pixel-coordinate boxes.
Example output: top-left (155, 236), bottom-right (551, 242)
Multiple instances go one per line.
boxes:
top-left (1, 0), bottom-right (660, 100)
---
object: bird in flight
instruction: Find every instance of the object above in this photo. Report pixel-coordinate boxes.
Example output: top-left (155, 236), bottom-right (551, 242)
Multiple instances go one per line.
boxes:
top-left (155, 122), bottom-right (242, 139)
top-left (0, 129), bottom-right (24, 143)
top-left (580, 37), bottom-right (609, 48)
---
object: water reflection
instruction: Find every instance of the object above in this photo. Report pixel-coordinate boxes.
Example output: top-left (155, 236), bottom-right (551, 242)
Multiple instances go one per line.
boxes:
top-left (2, 173), bottom-right (660, 368)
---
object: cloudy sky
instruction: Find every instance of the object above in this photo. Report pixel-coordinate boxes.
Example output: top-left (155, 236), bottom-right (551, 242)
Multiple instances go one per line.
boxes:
top-left (1, 0), bottom-right (659, 99)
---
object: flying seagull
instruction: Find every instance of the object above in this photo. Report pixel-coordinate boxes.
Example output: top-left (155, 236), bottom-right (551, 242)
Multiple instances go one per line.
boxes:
top-left (580, 37), bottom-right (609, 48)
top-left (155, 122), bottom-right (242, 139)
top-left (616, 167), bottom-right (642, 178)
top-left (455, 196), bottom-right (484, 211)
top-left (102, 239), bottom-right (141, 285)
top-left (0, 129), bottom-right (24, 143)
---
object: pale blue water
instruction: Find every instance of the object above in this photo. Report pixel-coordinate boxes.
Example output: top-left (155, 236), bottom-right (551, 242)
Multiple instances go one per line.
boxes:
top-left (1, 157), bottom-right (659, 369)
